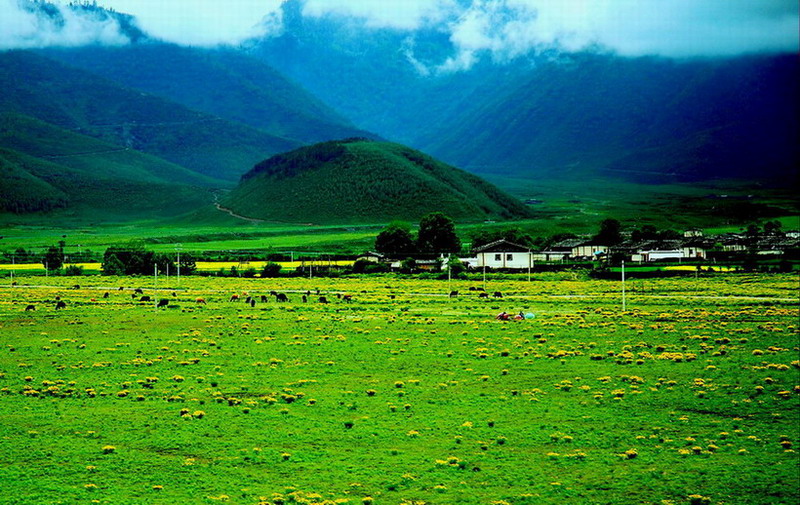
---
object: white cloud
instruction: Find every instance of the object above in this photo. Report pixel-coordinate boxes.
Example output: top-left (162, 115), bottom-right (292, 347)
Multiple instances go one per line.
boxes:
top-left (432, 0), bottom-right (799, 72)
top-left (0, 0), bottom-right (129, 49)
top-left (103, 0), bottom-right (285, 46)
top-left (1, 0), bottom-right (796, 65)
top-left (302, 0), bottom-right (459, 30)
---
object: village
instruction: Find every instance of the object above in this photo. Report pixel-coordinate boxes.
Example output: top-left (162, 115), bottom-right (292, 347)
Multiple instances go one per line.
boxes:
top-left (358, 228), bottom-right (800, 272)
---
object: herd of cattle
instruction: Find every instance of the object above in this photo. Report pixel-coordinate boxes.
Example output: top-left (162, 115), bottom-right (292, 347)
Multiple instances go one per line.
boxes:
top-left (19, 286), bottom-right (362, 311)
top-left (18, 285), bottom-right (503, 311)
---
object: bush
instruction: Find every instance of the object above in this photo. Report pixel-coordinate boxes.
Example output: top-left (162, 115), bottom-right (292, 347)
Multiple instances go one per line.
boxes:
top-left (261, 262), bottom-right (282, 277)
top-left (64, 265), bottom-right (84, 276)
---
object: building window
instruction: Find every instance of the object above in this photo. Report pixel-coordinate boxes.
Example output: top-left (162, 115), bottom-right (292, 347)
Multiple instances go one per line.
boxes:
top-left (506, 254), bottom-right (513, 261)
top-left (494, 254), bottom-right (501, 261)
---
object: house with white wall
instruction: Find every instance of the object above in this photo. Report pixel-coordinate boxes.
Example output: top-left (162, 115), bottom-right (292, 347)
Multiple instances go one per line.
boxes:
top-left (474, 239), bottom-right (533, 269)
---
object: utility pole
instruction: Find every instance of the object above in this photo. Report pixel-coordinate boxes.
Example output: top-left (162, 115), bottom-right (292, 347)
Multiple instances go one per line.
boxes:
top-left (154, 263), bottom-right (158, 311)
top-left (482, 253), bottom-right (486, 290)
top-left (621, 260), bottom-right (627, 312)
top-left (176, 244), bottom-right (181, 287)
top-left (448, 256), bottom-right (452, 293)
top-left (528, 251), bottom-right (532, 282)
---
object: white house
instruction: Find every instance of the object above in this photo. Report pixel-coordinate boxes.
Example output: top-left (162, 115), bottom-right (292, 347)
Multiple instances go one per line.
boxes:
top-left (474, 239), bottom-right (533, 270)
top-left (533, 238), bottom-right (585, 262)
top-left (630, 240), bottom-right (683, 262)
top-left (571, 241), bottom-right (608, 260)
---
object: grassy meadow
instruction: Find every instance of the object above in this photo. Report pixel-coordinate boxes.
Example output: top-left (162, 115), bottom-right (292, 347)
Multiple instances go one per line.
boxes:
top-left (0, 273), bottom-right (797, 505)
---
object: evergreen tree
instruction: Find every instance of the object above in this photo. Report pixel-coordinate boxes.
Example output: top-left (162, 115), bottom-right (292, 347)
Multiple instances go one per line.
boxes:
top-left (375, 221), bottom-right (416, 257)
top-left (417, 212), bottom-right (461, 254)
top-left (102, 254), bottom-right (125, 276)
top-left (42, 245), bottom-right (63, 271)
top-left (593, 218), bottom-right (623, 245)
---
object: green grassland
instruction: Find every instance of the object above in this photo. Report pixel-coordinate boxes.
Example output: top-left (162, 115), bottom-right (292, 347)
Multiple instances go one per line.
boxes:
top-left (0, 274), bottom-right (797, 505)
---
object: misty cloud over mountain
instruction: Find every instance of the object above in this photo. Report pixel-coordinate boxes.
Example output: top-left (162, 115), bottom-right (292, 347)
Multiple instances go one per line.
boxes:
top-left (2, 0), bottom-right (797, 67)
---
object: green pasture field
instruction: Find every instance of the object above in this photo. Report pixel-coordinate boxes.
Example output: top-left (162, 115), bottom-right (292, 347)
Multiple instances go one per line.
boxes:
top-left (0, 274), bottom-right (798, 505)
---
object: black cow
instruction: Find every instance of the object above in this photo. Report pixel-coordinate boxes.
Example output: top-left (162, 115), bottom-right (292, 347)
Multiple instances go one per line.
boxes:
top-left (103, 292), bottom-right (109, 299)
top-left (55, 301), bottom-right (66, 310)
top-left (140, 296), bottom-right (152, 302)
top-left (134, 288), bottom-right (143, 295)
top-left (71, 284), bottom-right (80, 290)
top-left (449, 291), bottom-right (459, 298)
top-left (342, 295), bottom-right (353, 303)
top-left (275, 293), bottom-right (289, 302)
top-left (25, 304), bottom-right (35, 311)
top-left (301, 295), bottom-right (307, 303)
top-left (249, 299), bottom-right (256, 307)
top-left (157, 299), bottom-right (169, 308)
top-left (319, 296), bottom-right (329, 304)
top-left (478, 292), bottom-right (489, 299)
top-left (493, 291), bottom-right (503, 298)
top-left (260, 295), bottom-right (268, 303)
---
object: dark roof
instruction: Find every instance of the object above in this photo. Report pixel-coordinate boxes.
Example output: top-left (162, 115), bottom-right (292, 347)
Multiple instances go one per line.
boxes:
top-left (474, 239), bottom-right (531, 253)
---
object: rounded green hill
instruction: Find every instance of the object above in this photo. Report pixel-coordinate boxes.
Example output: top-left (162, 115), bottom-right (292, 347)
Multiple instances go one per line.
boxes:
top-left (223, 139), bottom-right (532, 224)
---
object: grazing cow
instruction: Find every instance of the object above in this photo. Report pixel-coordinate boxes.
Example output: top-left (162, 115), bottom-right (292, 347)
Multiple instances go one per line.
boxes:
top-left (476, 287), bottom-right (485, 292)
top-left (71, 284), bottom-right (80, 290)
top-left (493, 291), bottom-right (503, 298)
top-left (195, 298), bottom-right (206, 304)
top-left (336, 293), bottom-right (341, 299)
top-left (468, 287), bottom-right (476, 291)
top-left (319, 296), bottom-right (329, 304)
top-left (449, 291), bottom-right (459, 298)
top-left (157, 299), bottom-right (169, 308)
top-left (103, 292), bottom-right (109, 299)
top-left (260, 295), bottom-right (268, 303)
top-left (389, 295), bottom-right (396, 300)
top-left (269, 290), bottom-right (278, 297)
top-left (55, 301), bottom-right (66, 310)
top-left (275, 293), bottom-right (289, 302)
top-left (172, 292), bottom-right (177, 297)
top-left (55, 296), bottom-right (60, 300)
top-left (229, 294), bottom-right (239, 302)
top-left (25, 304), bottom-right (35, 311)
top-left (90, 298), bottom-right (96, 302)
top-left (301, 295), bottom-right (308, 303)
top-left (118, 286), bottom-right (124, 291)
top-left (140, 296), bottom-right (152, 302)
top-left (249, 299), bottom-right (256, 307)
top-left (342, 295), bottom-right (353, 303)
top-left (131, 294), bottom-right (137, 299)
top-left (134, 288), bottom-right (143, 295)
top-left (478, 292), bottom-right (489, 299)
top-left (244, 296), bottom-right (252, 304)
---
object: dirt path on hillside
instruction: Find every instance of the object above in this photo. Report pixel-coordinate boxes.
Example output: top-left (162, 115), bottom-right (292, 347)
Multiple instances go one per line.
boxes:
top-left (210, 192), bottom-right (315, 225)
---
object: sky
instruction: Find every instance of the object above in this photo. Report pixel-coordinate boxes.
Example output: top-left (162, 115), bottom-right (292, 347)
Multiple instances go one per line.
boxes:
top-left (1, 0), bottom-right (797, 66)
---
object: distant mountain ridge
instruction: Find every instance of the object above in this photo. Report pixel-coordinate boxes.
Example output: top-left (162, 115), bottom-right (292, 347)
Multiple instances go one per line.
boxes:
top-left (40, 43), bottom-right (375, 145)
top-left (256, 4), bottom-right (798, 183)
top-left (223, 139), bottom-right (532, 224)
top-left (0, 50), bottom-right (302, 183)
